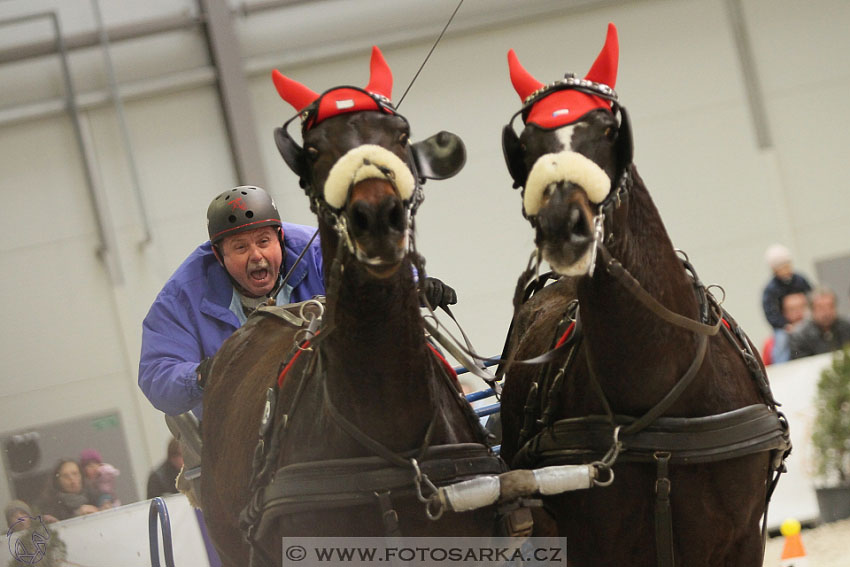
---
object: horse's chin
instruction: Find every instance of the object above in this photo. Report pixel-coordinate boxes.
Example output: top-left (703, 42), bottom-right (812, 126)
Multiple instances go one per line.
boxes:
top-left (543, 245), bottom-right (592, 277)
top-left (354, 249), bottom-right (405, 279)
top-left (363, 262), bottom-right (403, 279)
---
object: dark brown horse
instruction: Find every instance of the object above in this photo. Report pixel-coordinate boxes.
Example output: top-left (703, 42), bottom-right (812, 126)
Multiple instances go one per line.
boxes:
top-left (499, 24), bottom-right (790, 566)
top-left (200, 47), bottom-right (502, 567)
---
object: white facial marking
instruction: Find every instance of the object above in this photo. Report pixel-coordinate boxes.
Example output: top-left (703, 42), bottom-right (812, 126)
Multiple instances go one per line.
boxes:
top-left (554, 124), bottom-right (578, 151)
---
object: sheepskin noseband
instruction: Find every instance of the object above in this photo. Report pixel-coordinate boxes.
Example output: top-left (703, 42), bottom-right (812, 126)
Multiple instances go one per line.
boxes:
top-left (323, 144), bottom-right (416, 210)
top-left (523, 150), bottom-right (611, 216)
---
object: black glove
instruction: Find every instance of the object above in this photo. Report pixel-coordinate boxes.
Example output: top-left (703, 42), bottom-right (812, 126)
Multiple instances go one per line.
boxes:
top-left (422, 277), bottom-right (458, 310)
top-left (196, 357), bottom-right (214, 390)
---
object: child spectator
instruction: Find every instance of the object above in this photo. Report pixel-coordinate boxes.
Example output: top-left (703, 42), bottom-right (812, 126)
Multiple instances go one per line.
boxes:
top-left (79, 449), bottom-right (121, 509)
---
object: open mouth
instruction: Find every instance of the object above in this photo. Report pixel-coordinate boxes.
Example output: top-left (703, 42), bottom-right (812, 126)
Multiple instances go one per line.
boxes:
top-left (249, 268), bottom-right (269, 282)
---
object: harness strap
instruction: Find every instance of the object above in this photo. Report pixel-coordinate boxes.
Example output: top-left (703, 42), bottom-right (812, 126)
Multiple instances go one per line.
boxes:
top-left (654, 452), bottom-right (675, 567)
top-left (245, 444), bottom-right (504, 540)
top-left (599, 244), bottom-right (721, 337)
top-left (621, 332), bottom-right (709, 436)
top-left (322, 371), bottom-right (428, 469)
top-left (374, 491), bottom-right (402, 537)
top-left (514, 404), bottom-right (790, 468)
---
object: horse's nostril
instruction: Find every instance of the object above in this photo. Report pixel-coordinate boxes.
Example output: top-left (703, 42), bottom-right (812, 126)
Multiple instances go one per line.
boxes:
top-left (569, 206), bottom-right (589, 237)
top-left (350, 202), bottom-right (371, 234)
top-left (387, 199), bottom-right (405, 232)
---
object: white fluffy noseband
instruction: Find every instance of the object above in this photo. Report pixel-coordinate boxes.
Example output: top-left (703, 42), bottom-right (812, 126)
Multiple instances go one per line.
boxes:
top-left (523, 151), bottom-right (611, 216)
top-left (323, 144), bottom-right (415, 209)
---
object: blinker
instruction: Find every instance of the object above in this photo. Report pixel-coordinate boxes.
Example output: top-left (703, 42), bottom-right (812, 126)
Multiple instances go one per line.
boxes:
top-left (410, 131), bottom-right (466, 181)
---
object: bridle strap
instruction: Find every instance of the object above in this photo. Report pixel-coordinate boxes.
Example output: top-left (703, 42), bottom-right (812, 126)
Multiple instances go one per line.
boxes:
top-left (598, 244), bottom-right (722, 337)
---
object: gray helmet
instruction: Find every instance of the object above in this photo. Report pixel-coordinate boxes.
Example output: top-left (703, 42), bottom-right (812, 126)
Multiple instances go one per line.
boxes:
top-left (207, 186), bottom-right (282, 245)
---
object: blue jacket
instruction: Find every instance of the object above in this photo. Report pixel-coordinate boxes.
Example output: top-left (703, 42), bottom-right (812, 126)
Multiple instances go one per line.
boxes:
top-left (139, 223), bottom-right (324, 416)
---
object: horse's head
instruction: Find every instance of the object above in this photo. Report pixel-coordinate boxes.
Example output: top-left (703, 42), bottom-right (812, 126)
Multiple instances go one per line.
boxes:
top-left (273, 47), bottom-right (465, 278)
top-left (503, 23), bottom-right (633, 276)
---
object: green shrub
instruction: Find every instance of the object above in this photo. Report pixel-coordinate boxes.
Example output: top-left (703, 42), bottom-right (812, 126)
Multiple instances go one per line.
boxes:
top-left (812, 345), bottom-right (850, 485)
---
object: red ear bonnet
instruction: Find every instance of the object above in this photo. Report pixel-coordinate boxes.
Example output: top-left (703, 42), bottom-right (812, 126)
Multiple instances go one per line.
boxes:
top-left (508, 23), bottom-right (619, 129)
top-left (272, 46), bottom-right (395, 130)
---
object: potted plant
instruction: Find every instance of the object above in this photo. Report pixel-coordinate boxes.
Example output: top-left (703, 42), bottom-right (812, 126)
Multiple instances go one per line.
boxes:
top-left (811, 344), bottom-right (850, 523)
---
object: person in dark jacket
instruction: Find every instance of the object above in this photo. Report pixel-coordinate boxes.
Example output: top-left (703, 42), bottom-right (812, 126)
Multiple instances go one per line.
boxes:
top-left (761, 244), bottom-right (812, 331)
top-left (147, 438), bottom-right (182, 499)
top-left (38, 459), bottom-right (98, 521)
top-left (790, 287), bottom-right (850, 359)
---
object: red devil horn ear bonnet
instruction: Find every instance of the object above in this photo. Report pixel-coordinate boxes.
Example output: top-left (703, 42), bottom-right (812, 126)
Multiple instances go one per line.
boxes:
top-left (508, 22), bottom-right (619, 129)
top-left (272, 46), bottom-right (395, 130)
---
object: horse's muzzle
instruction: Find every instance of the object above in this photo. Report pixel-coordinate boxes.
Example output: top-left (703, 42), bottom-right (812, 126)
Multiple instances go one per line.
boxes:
top-left (345, 179), bottom-right (408, 277)
top-left (534, 182), bottom-right (595, 274)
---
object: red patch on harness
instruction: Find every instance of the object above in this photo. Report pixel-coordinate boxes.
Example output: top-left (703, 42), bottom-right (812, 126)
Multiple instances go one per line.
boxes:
top-left (427, 343), bottom-right (459, 384)
top-left (555, 321), bottom-right (576, 348)
top-left (277, 340), bottom-right (311, 388)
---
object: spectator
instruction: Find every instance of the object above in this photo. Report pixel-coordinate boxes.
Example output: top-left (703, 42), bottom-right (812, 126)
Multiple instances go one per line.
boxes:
top-left (761, 244), bottom-right (812, 332)
top-left (38, 459), bottom-right (98, 520)
top-left (789, 287), bottom-right (850, 359)
top-left (78, 449), bottom-right (121, 509)
top-left (767, 292), bottom-right (810, 364)
top-left (4, 500), bottom-right (33, 532)
top-left (147, 438), bottom-right (182, 499)
top-left (79, 449), bottom-right (102, 504)
top-left (4, 500), bottom-right (57, 531)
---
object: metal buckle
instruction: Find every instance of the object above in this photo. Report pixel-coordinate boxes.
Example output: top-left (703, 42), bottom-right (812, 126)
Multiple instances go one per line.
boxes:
top-left (587, 211), bottom-right (606, 278)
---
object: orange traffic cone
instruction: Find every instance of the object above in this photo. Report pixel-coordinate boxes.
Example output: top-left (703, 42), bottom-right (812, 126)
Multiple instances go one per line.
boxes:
top-left (779, 518), bottom-right (808, 567)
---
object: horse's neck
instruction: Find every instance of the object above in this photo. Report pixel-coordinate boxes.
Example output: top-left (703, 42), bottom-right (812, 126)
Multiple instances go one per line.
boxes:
top-left (322, 260), bottom-right (433, 413)
top-left (578, 170), bottom-right (701, 402)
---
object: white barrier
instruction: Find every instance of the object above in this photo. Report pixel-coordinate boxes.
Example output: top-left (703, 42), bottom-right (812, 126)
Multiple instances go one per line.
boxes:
top-left (1, 493), bottom-right (213, 566)
top-left (764, 352), bottom-right (832, 528)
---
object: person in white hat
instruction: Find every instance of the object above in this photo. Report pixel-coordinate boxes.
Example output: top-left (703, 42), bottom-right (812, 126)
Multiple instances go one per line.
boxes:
top-left (761, 244), bottom-right (812, 331)
top-left (761, 244), bottom-right (812, 365)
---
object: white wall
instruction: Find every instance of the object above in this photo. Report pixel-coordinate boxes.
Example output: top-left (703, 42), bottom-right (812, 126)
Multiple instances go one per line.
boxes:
top-left (1, 0), bottom-right (848, 521)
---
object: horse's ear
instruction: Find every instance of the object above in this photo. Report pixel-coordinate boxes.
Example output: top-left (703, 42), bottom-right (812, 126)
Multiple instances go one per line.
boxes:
top-left (410, 131), bottom-right (466, 181)
top-left (502, 124), bottom-right (527, 189)
top-left (274, 126), bottom-right (307, 186)
top-left (615, 105), bottom-right (633, 177)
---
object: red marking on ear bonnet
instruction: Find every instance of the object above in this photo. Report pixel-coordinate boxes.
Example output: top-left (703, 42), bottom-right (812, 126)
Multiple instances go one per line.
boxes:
top-left (508, 22), bottom-right (619, 129)
top-left (272, 46), bottom-right (395, 129)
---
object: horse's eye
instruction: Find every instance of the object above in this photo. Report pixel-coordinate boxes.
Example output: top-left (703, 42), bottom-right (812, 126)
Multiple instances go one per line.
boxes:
top-left (306, 146), bottom-right (319, 160)
top-left (399, 133), bottom-right (409, 146)
top-left (604, 127), bottom-right (615, 140)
